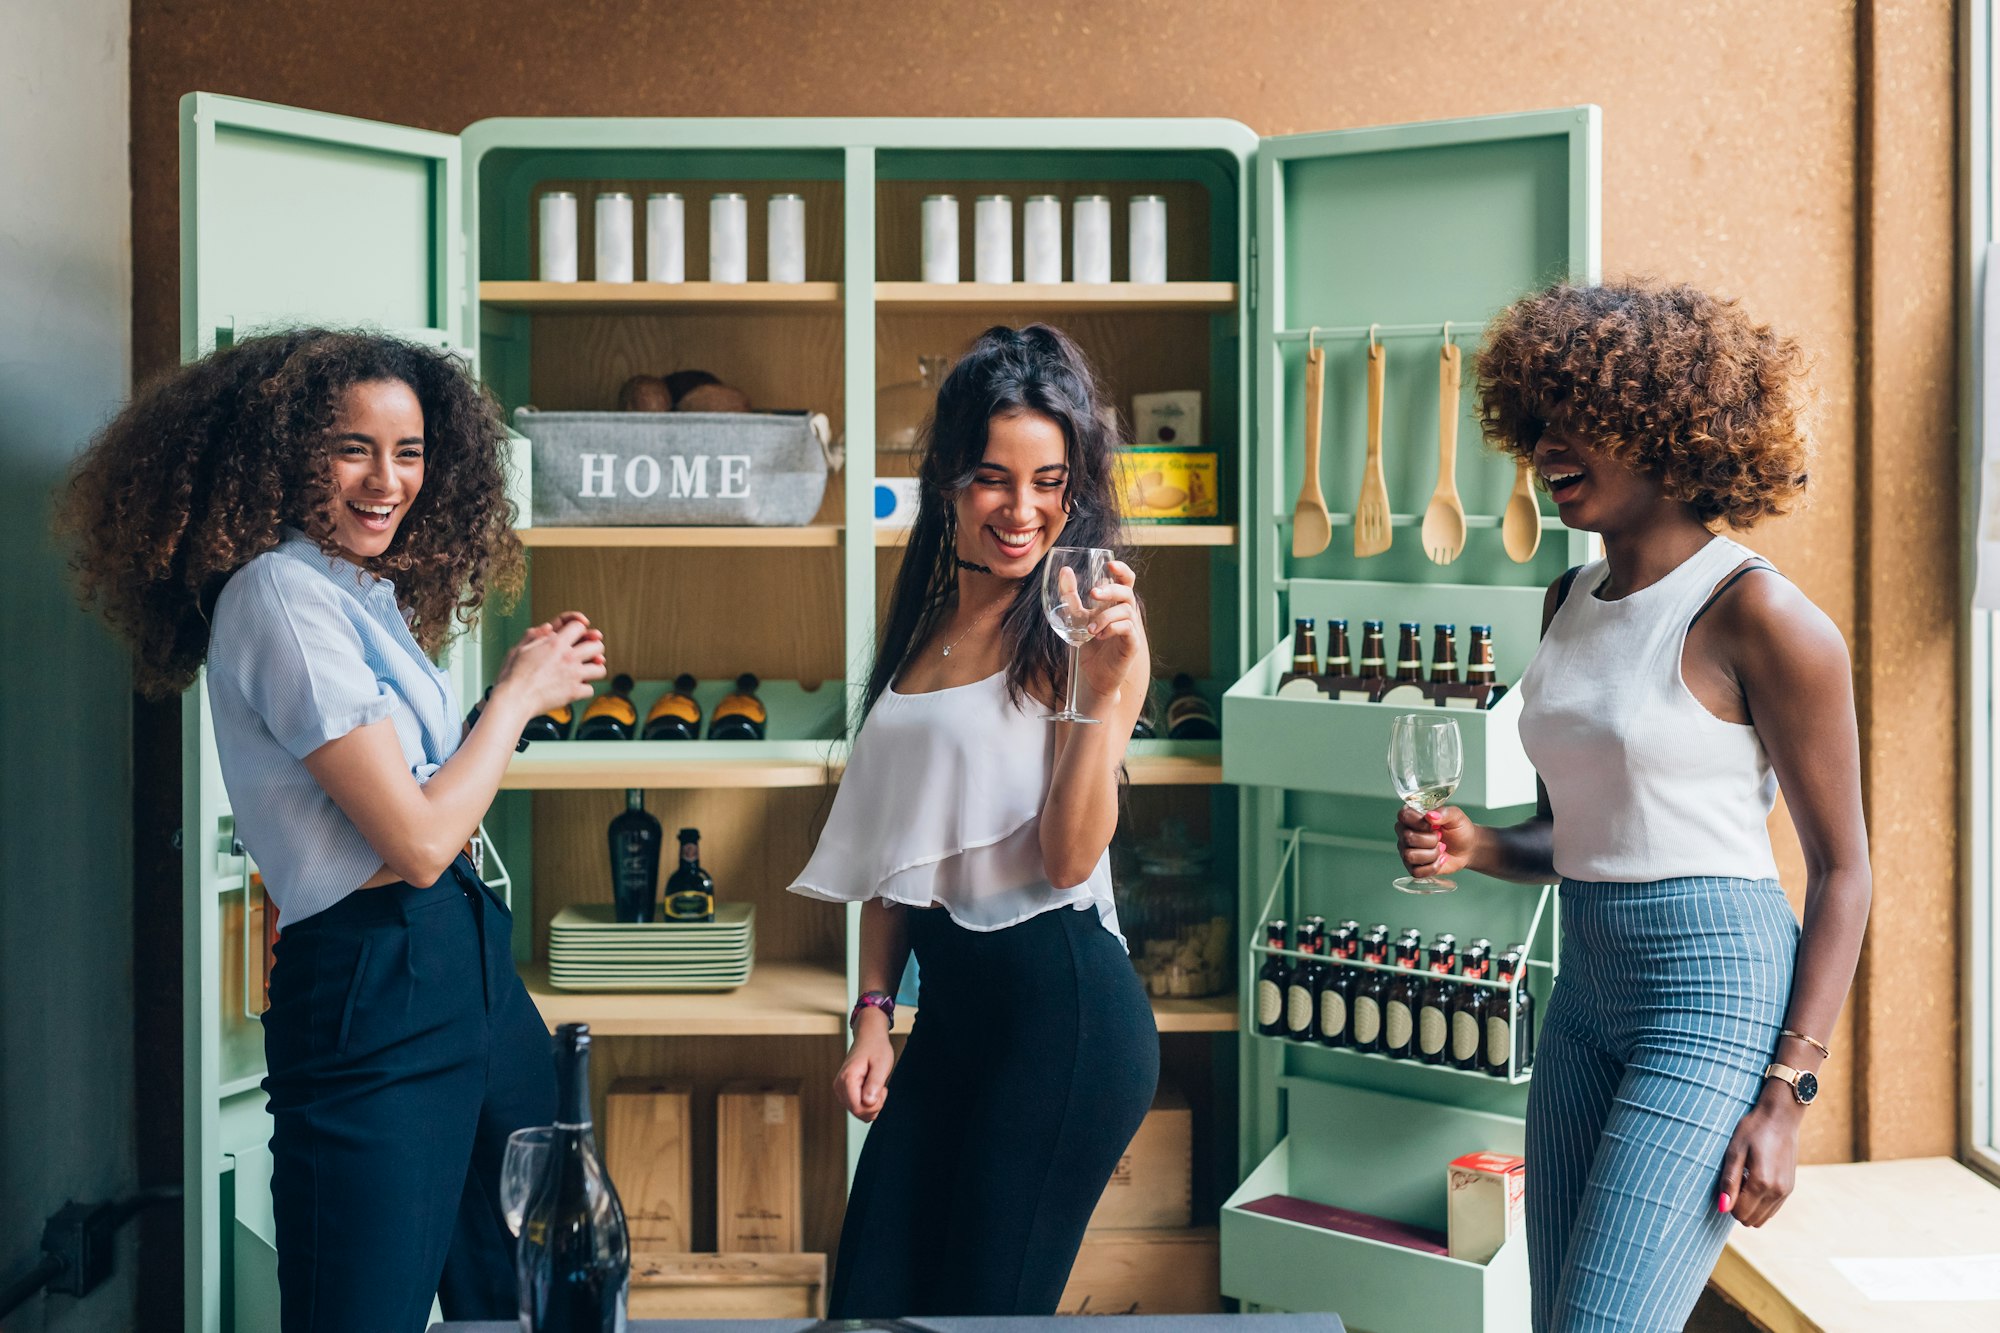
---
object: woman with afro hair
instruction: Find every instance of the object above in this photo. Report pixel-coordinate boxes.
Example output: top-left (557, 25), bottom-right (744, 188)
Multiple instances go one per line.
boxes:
top-left (58, 329), bottom-right (606, 1332)
top-left (1394, 282), bottom-right (1870, 1332)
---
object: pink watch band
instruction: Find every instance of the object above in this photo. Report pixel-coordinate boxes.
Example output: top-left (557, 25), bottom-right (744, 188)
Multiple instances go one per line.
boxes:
top-left (850, 990), bottom-right (895, 1032)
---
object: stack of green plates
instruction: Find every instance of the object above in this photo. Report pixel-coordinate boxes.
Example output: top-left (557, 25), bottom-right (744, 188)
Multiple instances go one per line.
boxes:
top-left (545, 903), bottom-right (754, 992)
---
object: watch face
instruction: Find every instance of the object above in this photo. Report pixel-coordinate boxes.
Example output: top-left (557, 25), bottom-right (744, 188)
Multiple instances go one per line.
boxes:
top-left (1795, 1070), bottom-right (1819, 1104)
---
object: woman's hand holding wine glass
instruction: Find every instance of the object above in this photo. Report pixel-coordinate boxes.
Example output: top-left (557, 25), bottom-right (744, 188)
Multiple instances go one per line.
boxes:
top-left (1388, 714), bottom-right (1466, 893)
top-left (1041, 547), bottom-right (1142, 723)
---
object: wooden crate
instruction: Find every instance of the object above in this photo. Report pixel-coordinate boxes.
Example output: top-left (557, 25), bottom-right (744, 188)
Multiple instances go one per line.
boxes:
top-left (605, 1077), bottom-right (693, 1250)
top-left (716, 1079), bottom-right (803, 1252)
top-left (1059, 1227), bottom-right (1222, 1315)
top-left (628, 1251), bottom-right (826, 1318)
top-left (1089, 1086), bottom-right (1193, 1230)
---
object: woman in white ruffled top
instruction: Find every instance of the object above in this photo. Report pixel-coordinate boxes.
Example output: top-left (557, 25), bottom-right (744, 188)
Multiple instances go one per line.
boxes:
top-left (788, 325), bottom-right (1159, 1316)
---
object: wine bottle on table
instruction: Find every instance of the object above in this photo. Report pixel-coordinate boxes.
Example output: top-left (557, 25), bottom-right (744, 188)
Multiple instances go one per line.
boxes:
top-left (607, 789), bottom-right (661, 923)
top-left (663, 828), bottom-right (716, 923)
top-left (517, 1022), bottom-right (629, 1332)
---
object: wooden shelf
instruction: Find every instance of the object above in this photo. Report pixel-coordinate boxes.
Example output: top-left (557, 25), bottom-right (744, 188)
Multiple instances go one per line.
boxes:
top-left (520, 525), bottom-right (844, 549)
top-left (500, 748), bottom-right (1219, 790)
top-left (875, 281), bottom-right (1236, 312)
top-left (874, 524), bottom-right (1237, 549)
top-left (481, 280), bottom-right (841, 311)
top-left (1128, 753), bottom-right (1226, 786)
top-left (521, 959), bottom-right (1238, 1037)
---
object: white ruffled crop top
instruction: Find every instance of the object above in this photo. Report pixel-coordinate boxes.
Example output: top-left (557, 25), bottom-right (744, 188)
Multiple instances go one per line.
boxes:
top-left (786, 669), bottom-right (1123, 946)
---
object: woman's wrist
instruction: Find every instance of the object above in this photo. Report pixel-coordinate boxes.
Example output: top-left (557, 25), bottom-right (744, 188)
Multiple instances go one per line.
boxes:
top-left (482, 680), bottom-right (539, 734)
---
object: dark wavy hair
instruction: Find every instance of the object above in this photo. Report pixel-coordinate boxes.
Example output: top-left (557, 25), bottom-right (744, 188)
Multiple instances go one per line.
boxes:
top-left (866, 324), bottom-right (1126, 717)
top-left (1476, 280), bottom-right (1813, 529)
top-left (56, 328), bottom-right (524, 697)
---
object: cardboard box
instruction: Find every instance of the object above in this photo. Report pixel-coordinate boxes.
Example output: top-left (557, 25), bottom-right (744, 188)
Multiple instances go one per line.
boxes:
top-left (605, 1078), bottom-right (692, 1251)
top-left (629, 1252), bottom-right (825, 1318)
top-left (716, 1080), bottom-right (802, 1253)
top-left (1058, 1227), bottom-right (1221, 1314)
top-left (1447, 1151), bottom-right (1526, 1264)
top-left (1088, 1087), bottom-right (1193, 1230)
top-left (1115, 447), bottom-right (1219, 521)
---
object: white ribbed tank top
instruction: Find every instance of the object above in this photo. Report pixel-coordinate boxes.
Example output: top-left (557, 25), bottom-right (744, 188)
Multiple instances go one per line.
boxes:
top-left (1516, 534), bottom-right (1781, 883)
top-left (786, 670), bottom-right (1122, 944)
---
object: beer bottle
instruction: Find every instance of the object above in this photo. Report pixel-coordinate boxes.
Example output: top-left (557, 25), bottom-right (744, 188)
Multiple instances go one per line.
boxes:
top-left (1379, 623), bottom-right (1433, 706)
top-left (1325, 619), bottom-right (1354, 676)
top-left (1428, 624), bottom-right (1460, 685)
top-left (1166, 674), bottom-right (1222, 739)
top-left (1436, 624), bottom-right (1503, 710)
top-left (1286, 918), bottom-right (1325, 1042)
top-left (1487, 943), bottom-right (1536, 1077)
top-left (1316, 921), bottom-right (1358, 1048)
top-left (1417, 932), bottom-right (1459, 1065)
top-left (1256, 920), bottom-right (1292, 1037)
top-left (1450, 940), bottom-right (1492, 1071)
top-left (1352, 931), bottom-right (1391, 1055)
top-left (576, 673), bottom-right (639, 740)
top-left (1383, 932), bottom-right (1422, 1059)
top-left (1467, 626), bottom-right (1497, 687)
top-left (642, 673), bottom-right (704, 741)
top-left (708, 673), bottom-right (768, 741)
top-left (1356, 620), bottom-right (1389, 701)
top-left (663, 827), bottom-right (716, 922)
top-left (1290, 618), bottom-right (1321, 676)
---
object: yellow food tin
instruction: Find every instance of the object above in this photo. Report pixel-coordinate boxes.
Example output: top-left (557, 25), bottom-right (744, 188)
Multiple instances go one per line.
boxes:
top-left (1115, 447), bottom-right (1219, 522)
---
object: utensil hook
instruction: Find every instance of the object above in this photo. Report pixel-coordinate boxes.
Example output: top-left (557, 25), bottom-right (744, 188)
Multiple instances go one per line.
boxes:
top-left (1368, 323), bottom-right (1380, 353)
top-left (1308, 325), bottom-right (1321, 354)
top-left (1441, 320), bottom-right (1453, 349)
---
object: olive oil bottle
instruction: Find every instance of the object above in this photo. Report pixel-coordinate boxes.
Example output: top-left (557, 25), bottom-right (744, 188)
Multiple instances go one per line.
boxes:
top-left (663, 828), bottom-right (716, 922)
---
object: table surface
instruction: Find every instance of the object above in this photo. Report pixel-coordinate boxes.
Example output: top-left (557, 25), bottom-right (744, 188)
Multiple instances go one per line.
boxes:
top-left (435, 1317), bottom-right (1345, 1332)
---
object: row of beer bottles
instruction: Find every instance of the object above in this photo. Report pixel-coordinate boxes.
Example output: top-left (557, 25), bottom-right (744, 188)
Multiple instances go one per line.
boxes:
top-left (1255, 918), bottom-right (1536, 1077)
top-left (1282, 620), bottom-right (1504, 710)
top-left (471, 673), bottom-right (769, 743)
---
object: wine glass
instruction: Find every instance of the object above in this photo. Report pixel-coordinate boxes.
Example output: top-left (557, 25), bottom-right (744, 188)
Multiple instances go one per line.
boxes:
top-left (1388, 714), bottom-right (1463, 894)
top-left (1041, 546), bottom-right (1111, 724)
top-left (500, 1125), bottom-right (554, 1236)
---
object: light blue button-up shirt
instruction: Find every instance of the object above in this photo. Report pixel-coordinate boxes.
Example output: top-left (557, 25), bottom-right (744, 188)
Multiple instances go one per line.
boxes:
top-left (205, 529), bottom-right (462, 924)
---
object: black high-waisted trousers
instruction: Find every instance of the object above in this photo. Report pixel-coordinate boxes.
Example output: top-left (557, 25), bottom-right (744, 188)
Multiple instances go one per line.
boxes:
top-left (828, 904), bottom-right (1160, 1317)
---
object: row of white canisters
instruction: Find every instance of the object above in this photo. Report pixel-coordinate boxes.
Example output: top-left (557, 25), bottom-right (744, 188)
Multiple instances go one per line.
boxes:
top-left (922, 193), bottom-right (1167, 284)
top-left (537, 190), bottom-right (809, 284)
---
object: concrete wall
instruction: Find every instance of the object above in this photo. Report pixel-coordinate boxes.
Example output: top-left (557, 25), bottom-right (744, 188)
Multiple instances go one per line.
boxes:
top-left (0, 0), bottom-right (137, 1329)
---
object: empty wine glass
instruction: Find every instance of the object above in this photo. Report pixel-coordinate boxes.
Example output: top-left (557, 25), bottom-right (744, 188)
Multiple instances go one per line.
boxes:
top-left (1388, 714), bottom-right (1463, 894)
top-left (1041, 546), bottom-right (1111, 724)
top-left (501, 1124), bottom-right (554, 1237)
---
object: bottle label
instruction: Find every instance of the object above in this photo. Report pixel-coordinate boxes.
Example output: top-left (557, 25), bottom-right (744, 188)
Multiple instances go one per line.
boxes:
top-left (1320, 990), bottom-right (1347, 1037)
top-left (1453, 1011), bottom-right (1481, 1062)
top-left (1353, 997), bottom-right (1381, 1044)
top-left (1385, 1002), bottom-right (1413, 1050)
top-left (1287, 986), bottom-right (1314, 1033)
top-left (1419, 1006), bottom-right (1448, 1056)
top-left (1257, 979), bottom-right (1283, 1028)
top-left (1487, 1016), bottom-right (1514, 1071)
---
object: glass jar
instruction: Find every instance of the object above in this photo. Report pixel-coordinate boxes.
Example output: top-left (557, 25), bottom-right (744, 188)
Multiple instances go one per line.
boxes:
top-left (876, 355), bottom-right (951, 455)
top-left (1120, 821), bottom-right (1233, 999)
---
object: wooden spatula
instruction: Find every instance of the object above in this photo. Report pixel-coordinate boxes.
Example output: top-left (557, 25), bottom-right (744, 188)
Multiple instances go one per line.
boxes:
top-left (1421, 342), bottom-right (1467, 565)
top-left (1291, 338), bottom-right (1331, 558)
top-left (1502, 456), bottom-right (1543, 562)
top-left (1353, 340), bottom-right (1392, 558)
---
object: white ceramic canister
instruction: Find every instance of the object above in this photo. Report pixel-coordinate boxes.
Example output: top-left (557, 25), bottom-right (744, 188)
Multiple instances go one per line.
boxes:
top-left (538, 191), bottom-right (578, 283)
top-left (1128, 195), bottom-right (1168, 284)
top-left (921, 194), bottom-right (960, 284)
top-left (1073, 195), bottom-right (1112, 284)
top-left (710, 192), bottom-right (749, 283)
top-left (594, 192), bottom-right (635, 283)
top-left (768, 193), bottom-right (807, 283)
top-left (974, 195), bottom-right (1013, 284)
top-left (1023, 195), bottom-right (1062, 283)
top-left (646, 193), bottom-right (685, 283)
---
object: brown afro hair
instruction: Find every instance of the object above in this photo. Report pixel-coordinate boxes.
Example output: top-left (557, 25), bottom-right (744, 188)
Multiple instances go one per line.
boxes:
top-left (56, 328), bottom-right (523, 697)
top-left (1476, 280), bottom-right (1813, 529)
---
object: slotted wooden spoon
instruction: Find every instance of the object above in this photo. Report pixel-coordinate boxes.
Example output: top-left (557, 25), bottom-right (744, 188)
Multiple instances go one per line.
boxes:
top-left (1291, 335), bottom-right (1331, 558)
top-left (1502, 456), bottom-right (1544, 562)
top-left (1353, 338), bottom-right (1392, 558)
top-left (1420, 341), bottom-right (1467, 565)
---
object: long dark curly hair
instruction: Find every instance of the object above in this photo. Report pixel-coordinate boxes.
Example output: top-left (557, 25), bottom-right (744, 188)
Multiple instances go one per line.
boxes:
top-left (866, 324), bottom-right (1126, 718)
top-left (57, 328), bottom-right (524, 697)
top-left (1476, 280), bottom-right (1813, 529)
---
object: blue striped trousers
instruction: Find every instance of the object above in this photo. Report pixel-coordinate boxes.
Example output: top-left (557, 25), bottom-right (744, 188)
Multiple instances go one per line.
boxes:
top-left (1525, 877), bottom-right (1798, 1333)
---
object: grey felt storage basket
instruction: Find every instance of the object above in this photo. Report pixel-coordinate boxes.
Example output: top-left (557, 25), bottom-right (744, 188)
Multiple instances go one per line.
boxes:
top-left (516, 408), bottom-right (838, 526)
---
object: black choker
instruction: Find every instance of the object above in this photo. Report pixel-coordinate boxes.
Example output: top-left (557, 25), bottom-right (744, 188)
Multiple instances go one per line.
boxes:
top-left (954, 556), bottom-right (994, 575)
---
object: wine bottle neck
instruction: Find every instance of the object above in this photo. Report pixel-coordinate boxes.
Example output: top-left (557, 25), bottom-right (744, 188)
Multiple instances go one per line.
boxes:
top-left (559, 1045), bottom-right (592, 1125)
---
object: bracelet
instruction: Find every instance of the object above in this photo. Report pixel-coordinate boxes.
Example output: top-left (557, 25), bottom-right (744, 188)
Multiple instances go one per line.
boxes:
top-left (1780, 1028), bottom-right (1831, 1059)
top-left (850, 990), bottom-right (895, 1033)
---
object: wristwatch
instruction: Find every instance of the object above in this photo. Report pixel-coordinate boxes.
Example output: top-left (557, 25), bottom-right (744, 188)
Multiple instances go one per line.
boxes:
top-left (1763, 1061), bottom-right (1819, 1106)
top-left (850, 990), bottom-right (895, 1033)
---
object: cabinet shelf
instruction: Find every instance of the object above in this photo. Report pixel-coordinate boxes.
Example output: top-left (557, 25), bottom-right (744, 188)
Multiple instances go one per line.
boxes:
top-left (500, 740), bottom-right (1221, 790)
top-left (1255, 1030), bottom-right (1531, 1086)
top-left (875, 281), bottom-right (1237, 312)
top-left (480, 280), bottom-right (841, 311)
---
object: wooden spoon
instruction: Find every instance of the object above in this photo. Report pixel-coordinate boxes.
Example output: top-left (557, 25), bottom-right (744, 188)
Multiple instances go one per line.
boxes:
top-left (1420, 342), bottom-right (1467, 565)
top-left (1353, 339), bottom-right (1392, 558)
top-left (1502, 456), bottom-right (1544, 562)
top-left (1291, 338), bottom-right (1331, 558)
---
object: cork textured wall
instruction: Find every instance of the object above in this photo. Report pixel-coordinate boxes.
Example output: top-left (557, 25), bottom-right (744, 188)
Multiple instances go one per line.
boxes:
top-left (128, 0), bottom-right (1961, 1162)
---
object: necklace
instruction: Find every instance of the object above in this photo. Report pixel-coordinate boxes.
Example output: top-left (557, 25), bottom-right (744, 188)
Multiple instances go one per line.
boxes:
top-left (939, 598), bottom-right (1003, 657)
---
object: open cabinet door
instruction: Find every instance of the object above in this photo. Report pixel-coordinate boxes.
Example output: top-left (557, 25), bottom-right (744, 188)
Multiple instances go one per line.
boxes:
top-left (178, 92), bottom-right (463, 1333)
top-left (1224, 109), bottom-right (1598, 1330)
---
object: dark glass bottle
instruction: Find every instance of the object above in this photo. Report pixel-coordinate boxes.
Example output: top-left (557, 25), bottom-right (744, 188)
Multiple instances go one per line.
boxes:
top-left (1286, 918), bottom-right (1325, 1042)
top-left (1488, 943), bottom-right (1536, 1078)
top-left (663, 828), bottom-right (716, 922)
top-left (1324, 619), bottom-right (1353, 676)
top-left (1256, 920), bottom-right (1292, 1037)
top-left (1166, 674), bottom-right (1222, 740)
top-left (1428, 624), bottom-right (1460, 684)
top-left (1379, 623), bottom-right (1432, 706)
top-left (642, 673), bottom-right (703, 741)
top-left (607, 789), bottom-right (661, 923)
top-left (1450, 940), bottom-right (1493, 1072)
top-left (576, 674), bottom-right (639, 741)
top-left (1289, 618), bottom-right (1320, 676)
top-left (707, 673), bottom-right (767, 741)
top-left (1351, 932), bottom-right (1391, 1055)
top-left (516, 1023), bottom-right (629, 1332)
top-left (1357, 621), bottom-right (1389, 696)
top-left (1437, 624), bottom-right (1502, 710)
top-left (1314, 921), bottom-right (1356, 1048)
top-left (1383, 932), bottom-right (1422, 1059)
top-left (1417, 933), bottom-right (1459, 1065)
top-left (521, 700), bottom-right (577, 743)
top-left (1467, 626), bottom-right (1497, 687)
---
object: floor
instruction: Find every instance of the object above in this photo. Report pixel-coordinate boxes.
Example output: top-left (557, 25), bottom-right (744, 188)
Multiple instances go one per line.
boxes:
top-left (1684, 1286), bottom-right (1760, 1332)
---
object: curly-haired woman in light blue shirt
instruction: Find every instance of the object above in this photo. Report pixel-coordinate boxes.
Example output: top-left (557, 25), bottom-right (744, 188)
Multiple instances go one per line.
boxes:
top-left (59, 329), bottom-right (604, 1333)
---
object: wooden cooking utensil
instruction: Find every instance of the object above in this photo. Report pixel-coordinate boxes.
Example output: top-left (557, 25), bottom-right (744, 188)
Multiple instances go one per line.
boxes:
top-left (1353, 337), bottom-right (1392, 558)
top-left (1502, 455), bottom-right (1544, 562)
top-left (1291, 335), bottom-right (1332, 558)
top-left (1421, 341), bottom-right (1468, 565)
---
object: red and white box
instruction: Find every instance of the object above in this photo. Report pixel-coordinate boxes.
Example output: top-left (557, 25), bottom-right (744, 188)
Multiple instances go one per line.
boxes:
top-left (1447, 1151), bottom-right (1526, 1264)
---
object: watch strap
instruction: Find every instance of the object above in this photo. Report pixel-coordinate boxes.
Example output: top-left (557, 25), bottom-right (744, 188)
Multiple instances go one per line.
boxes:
top-left (1763, 1061), bottom-right (1816, 1104)
top-left (851, 990), bottom-right (895, 1033)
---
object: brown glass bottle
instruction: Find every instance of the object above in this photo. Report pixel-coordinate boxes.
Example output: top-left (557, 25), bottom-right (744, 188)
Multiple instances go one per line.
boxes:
top-left (1355, 620), bottom-right (1389, 700)
top-left (1383, 932), bottom-right (1422, 1059)
top-left (1379, 623), bottom-right (1432, 706)
top-left (1437, 623), bottom-right (1503, 710)
top-left (1428, 624), bottom-right (1460, 685)
top-left (1351, 931), bottom-right (1391, 1055)
top-left (1286, 918), bottom-right (1326, 1042)
top-left (1450, 940), bottom-right (1493, 1071)
top-left (576, 674), bottom-right (639, 740)
top-left (1325, 620), bottom-right (1353, 676)
top-left (1166, 674), bottom-right (1222, 739)
top-left (1487, 943), bottom-right (1536, 1077)
top-left (1417, 933), bottom-right (1459, 1065)
top-left (1290, 618), bottom-right (1320, 676)
top-left (1256, 920), bottom-right (1292, 1037)
top-left (1316, 920), bottom-right (1359, 1048)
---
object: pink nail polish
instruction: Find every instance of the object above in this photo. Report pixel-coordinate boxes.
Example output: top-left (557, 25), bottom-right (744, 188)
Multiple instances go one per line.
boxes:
top-left (1717, 1192), bottom-right (1732, 1214)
